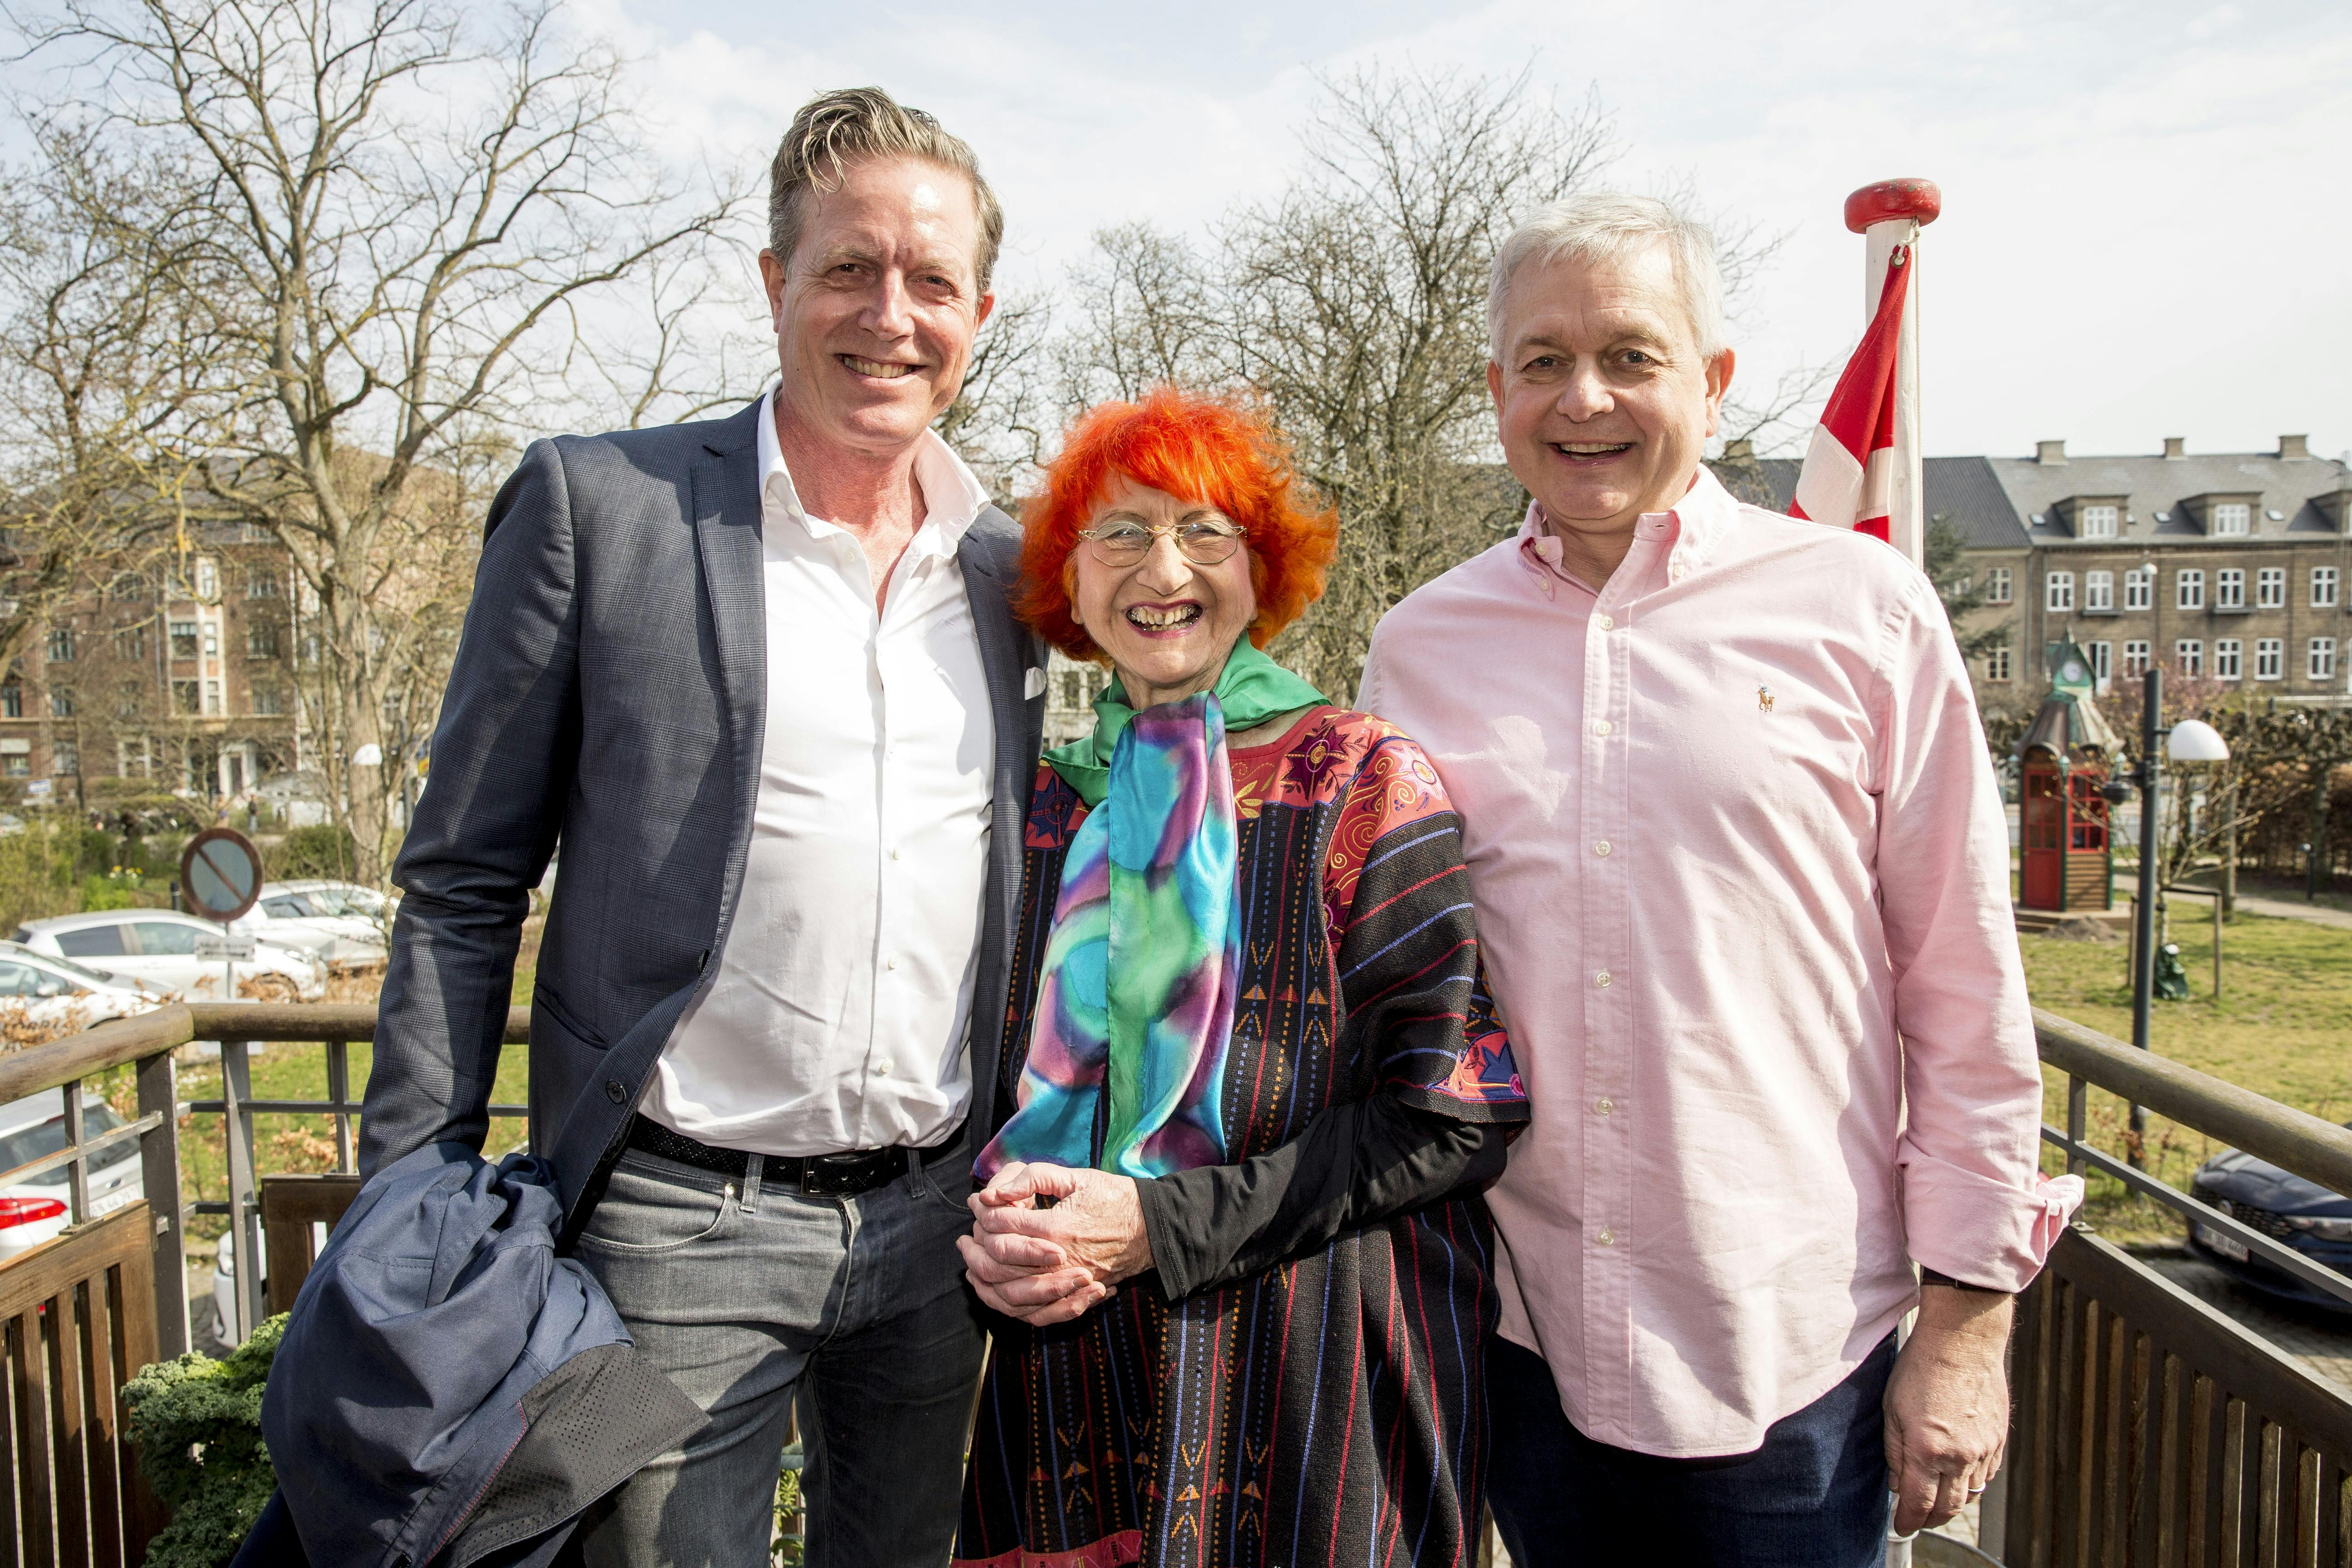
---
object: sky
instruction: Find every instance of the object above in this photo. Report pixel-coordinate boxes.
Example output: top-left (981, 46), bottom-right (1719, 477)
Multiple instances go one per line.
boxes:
top-left (583, 0), bottom-right (2348, 461)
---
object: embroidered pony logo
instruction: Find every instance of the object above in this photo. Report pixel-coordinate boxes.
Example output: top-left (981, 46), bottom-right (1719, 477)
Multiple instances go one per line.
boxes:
top-left (1758, 686), bottom-right (1775, 713)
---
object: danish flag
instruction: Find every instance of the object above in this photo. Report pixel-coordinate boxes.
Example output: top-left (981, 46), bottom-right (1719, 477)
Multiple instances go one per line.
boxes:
top-left (1788, 179), bottom-right (1939, 566)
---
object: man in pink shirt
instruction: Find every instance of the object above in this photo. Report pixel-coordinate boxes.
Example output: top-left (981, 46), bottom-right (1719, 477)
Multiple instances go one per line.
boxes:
top-left (1360, 193), bottom-right (2080, 1566)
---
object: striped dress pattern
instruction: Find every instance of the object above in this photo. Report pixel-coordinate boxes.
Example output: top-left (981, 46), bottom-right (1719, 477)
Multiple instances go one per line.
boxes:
top-left (957, 707), bottom-right (1527, 1568)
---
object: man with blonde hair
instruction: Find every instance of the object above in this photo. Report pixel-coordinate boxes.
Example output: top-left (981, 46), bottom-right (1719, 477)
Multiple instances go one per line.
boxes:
top-left (1360, 191), bottom-right (2077, 1565)
top-left (364, 87), bottom-right (1044, 1564)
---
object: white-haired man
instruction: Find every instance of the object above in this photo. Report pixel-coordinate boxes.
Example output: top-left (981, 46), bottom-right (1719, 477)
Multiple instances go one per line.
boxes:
top-left (1359, 193), bottom-right (2078, 1565)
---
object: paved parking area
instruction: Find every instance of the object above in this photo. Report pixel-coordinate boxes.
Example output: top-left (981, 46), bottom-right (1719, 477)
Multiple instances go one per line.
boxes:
top-left (2136, 1245), bottom-right (2352, 1393)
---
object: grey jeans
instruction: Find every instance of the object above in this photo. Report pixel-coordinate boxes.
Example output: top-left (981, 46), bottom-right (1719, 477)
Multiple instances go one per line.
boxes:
top-left (568, 1145), bottom-right (988, 1568)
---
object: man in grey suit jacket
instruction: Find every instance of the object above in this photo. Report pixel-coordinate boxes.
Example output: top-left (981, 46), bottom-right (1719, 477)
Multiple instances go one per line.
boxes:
top-left (362, 87), bottom-right (1045, 1566)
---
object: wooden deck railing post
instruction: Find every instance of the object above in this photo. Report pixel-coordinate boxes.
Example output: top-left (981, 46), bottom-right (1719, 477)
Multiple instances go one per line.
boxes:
top-left (220, 1040), bottom-right (263, 1344)
top-left (136, 1047), bottom-right (188, 1360)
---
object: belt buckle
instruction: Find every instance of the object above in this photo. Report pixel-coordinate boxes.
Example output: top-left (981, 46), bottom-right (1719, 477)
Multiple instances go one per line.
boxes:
top-left (803, 1150), bottom-right (883, 1198)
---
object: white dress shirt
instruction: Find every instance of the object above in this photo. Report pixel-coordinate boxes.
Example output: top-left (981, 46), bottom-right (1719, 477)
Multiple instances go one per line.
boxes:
top-left (642, 386), bottom-right (996, 1156)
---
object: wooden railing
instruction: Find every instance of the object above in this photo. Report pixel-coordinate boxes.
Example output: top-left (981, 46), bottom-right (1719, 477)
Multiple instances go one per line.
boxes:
top-left (2004, 1009), bottom-right (2352, 1567)
top-left (0, 1003), bottom-right (525, 1566)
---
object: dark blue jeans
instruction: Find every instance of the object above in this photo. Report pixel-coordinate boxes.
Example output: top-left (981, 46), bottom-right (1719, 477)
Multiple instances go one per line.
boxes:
top-left (1486, 1333), bottom-right (1896, 1568)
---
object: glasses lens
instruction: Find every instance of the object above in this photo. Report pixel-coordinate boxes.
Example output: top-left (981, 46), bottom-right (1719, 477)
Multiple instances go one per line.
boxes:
top-left (1089, 528), bottom-right (1152, 564)
top-left (1176, 524), bottom-right (1243, 564)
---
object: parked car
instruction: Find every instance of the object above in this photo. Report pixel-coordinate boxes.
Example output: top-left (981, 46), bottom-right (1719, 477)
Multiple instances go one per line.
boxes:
top-left (0, 941), bottom-right (170, 1034)
top-left (10, 911), bottom-right (327, 1002)
top-left (0, 1086), bottom-right (147, 1259)
top-left (231, 880), bottom-right (392, 968)
top-left (2187, 1138), bottom-right (2352, 1314)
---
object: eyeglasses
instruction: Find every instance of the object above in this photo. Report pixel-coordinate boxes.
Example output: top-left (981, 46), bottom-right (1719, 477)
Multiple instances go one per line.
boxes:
top-left (1078, 519), bottom-right (1248, 568)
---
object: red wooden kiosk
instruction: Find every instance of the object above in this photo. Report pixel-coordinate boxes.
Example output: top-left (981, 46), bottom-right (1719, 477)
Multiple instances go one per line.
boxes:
top-left (2018, 638), bottom-right (2119, 913)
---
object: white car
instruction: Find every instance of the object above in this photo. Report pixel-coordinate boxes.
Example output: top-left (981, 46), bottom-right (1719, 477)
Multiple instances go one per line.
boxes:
top-left (0, 1086), bottom-right (147, 1259)
top-left (0, 941), bottom-right (171, 1037)
top-left (11, 911), bottom-right (327, 1002)
top-left (231, 880), bottom-right (392, 968)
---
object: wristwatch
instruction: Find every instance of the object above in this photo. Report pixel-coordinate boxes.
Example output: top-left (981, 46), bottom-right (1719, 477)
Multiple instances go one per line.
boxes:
top-left (1919, 1266), bottom-right (2007, 1294)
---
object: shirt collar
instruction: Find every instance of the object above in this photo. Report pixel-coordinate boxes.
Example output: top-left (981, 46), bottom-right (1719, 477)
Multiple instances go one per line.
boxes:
top-left (754, 380), bottom-right (991, 557)
top-left (1515, 465), bottom-right (1741, 597)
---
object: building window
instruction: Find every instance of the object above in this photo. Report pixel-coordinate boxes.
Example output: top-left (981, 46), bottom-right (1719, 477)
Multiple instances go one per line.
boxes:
top-left (2089, 641), bottom-right (2112, 685)
top-left (203, 626), bottom-right (218, 659)
top-left (2175, 640), bottom-right (2203, 677)
top-left (2078, 504), bottom-right (2119, 539)
top-left (116, 682), bottom-right (140, 719)
top-left (2213, 639), bottom-right (2242, 680)
top-left (2211, 502), bottom-right (2251, 536)
top-left (114, 625), bottom-right (146, 660)
top-left (2256, 567), bottom-right (2286, 609)
top-left (0, 681), bottom-right (19, 720)
top-left (44, 627), bottom-right (73, 663)
top-left (1984, 568), bottom-right (2011, 605)
top-left (2085, 571), bottom-right (2114, 611)
top-left (0, 750), bottom-right (25, 779)
top-left (194, 557), bottom-right (218, 599)
top-left (2123, 640), bottom-right (2151, 676)
top-left (109, 572), bottom-right (147, 602)
top-left (1985, 646), bottom-right (2012, 683)
top-left (205, 679), bottom-right (221, 715)
top-left (2177, 569), bottom-right (2205, 610)
top-left (169, 621), bottom-right (199, 659)
top-left (245, 568), bottom-right (280, 600)
top-left (2215, 568), bottom-right (2245, 609)
top-left (172, 680), bottom-right (200, 714)
top-left (2045, 571), bottom-right (2075, 612)
top-left (51, 740), bottom-right (76, 777)
top-left (47, 687), bottom-right (73, 718)
top-left (2123, 568), bottom-right (2151, 610)
top-left (248, 623), bottom-right (280, 659)
top-left (253, 686), bottom-right (284, 717)
top-left (2255, 638), bottom-right (2283, 681)
top-left (2311, 639), bottom-right (2338, 683)
top-left (2315, 567), bottom-right (2341, 609)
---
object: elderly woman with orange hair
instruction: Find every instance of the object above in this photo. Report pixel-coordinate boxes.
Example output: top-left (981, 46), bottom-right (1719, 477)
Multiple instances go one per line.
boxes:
top-left (952, 387), bottom-right (1526, 1568)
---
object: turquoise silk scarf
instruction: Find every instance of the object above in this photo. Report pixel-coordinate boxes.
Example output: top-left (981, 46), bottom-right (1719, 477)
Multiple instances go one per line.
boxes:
top-left (981, 647), bottom-right (1325, 1178)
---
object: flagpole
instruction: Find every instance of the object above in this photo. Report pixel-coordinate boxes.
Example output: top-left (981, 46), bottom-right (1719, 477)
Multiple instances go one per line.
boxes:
top-left (1844, 180), bottom-right (1941, 567)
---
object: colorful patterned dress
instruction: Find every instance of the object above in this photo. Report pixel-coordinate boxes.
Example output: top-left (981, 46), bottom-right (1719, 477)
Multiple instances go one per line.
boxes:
top-left (956, 706), bottom-right (1527, 1568)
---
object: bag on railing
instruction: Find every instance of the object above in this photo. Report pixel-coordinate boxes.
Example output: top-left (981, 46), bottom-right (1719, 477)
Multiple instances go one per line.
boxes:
top-left (228, 1142), bottom-right (703, 1568)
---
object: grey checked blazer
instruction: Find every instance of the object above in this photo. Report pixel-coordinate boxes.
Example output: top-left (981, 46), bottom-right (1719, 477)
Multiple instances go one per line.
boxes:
top-left (361, 401), bottom-right (1048, 1230)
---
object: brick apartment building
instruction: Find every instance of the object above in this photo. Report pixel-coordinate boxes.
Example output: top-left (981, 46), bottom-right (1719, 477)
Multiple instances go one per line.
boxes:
top-left (0, 526), bottom-right (305, 807)
top-left (1742, 435), bottom-right (2352, 711)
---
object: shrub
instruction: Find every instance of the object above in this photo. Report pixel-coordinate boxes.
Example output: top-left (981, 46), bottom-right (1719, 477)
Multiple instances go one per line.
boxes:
top-left (123, 1314), bottom-right (286, 1568)
top-left (266, 823), bottom-right (358, 882)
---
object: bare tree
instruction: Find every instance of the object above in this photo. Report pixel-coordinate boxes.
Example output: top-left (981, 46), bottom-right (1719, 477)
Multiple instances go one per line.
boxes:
top-left (14, 0), bottom-right (749, 880)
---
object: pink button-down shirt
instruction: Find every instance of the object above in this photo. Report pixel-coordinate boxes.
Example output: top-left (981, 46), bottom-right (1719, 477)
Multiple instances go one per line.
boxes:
top-left (1360, 467), bottom-right (2078, 1457)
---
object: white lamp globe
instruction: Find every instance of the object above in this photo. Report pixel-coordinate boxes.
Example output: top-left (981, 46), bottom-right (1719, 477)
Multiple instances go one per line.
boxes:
top-left (2166, 719), bottom-right (2230, 763)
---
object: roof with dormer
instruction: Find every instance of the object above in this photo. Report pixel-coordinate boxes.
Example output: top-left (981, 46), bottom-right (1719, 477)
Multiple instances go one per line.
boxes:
top-left (1990, 446), bottom-right (2350, 546)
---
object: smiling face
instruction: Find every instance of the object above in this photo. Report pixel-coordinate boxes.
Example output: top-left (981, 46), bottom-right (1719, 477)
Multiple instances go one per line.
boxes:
top-left (1487, 242), bottom-right (1734, 578)
top-left (760, 155), bottom-right (995, 457)
top-left (1071, 475), bottom-right (1259, 711)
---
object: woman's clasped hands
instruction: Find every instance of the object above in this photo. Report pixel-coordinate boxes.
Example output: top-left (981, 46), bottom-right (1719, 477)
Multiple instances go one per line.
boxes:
top-left (957, 1161), bottom-right (1154, 1327)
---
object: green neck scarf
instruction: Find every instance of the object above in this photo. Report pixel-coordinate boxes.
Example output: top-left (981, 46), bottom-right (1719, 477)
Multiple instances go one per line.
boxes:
top-left (1045, 640), bottom-right (1327, 807)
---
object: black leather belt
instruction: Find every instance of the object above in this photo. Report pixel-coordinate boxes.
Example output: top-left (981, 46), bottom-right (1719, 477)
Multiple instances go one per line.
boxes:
top-left (625, 1115), bottom-right (963, 1199)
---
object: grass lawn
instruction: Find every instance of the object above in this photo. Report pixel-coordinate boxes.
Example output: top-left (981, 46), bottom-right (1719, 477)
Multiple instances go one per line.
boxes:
top-left (2020, 910), bottom-right (2352, 1244)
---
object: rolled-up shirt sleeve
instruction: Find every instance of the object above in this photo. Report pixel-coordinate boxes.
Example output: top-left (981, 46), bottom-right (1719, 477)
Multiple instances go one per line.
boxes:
top-left (1874, 574), bottom-right (2082, 1292)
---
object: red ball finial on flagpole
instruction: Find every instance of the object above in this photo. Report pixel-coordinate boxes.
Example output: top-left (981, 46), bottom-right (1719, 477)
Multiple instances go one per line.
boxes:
top-left (1844, 179), bottom-right (1942, 234)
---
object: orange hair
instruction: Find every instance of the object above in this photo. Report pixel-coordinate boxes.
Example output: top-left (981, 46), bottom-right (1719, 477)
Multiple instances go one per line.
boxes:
top-left (1015, 387), bottom-right (1340, 662)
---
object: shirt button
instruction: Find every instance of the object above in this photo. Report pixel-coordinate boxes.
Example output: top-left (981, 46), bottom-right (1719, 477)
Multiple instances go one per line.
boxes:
top-left (1597, 1228), bottom-right (1617, 1247)
top-left (1594, 970), bottom-right (1613, 988)
top-left (874, 1060), bottom-right (893, 1077)
top-left (1593, 840), bottom-right (1612, 858)
top-left (1593, 720), bottom-right (1614, 737)
top-left (886, 957), bottom-right (902, 971)
top-left (1596, 1098), bottom-right (1615, 1116)
top-left (1596, 614), bottom-right (1614, 631)
top-left (890, 847), bottom-right (902, 861)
